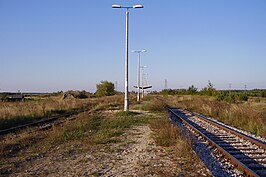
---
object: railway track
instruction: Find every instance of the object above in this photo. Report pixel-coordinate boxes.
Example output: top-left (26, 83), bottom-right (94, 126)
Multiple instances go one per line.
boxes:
top-left (0, 108), bottom-right (89, 136)
top-left (168, 107), bottom-right (266, 177)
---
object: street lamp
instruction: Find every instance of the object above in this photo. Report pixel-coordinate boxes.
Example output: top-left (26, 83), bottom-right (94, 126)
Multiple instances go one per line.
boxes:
top-left (112, 4), bottom-right (144, 111)
top-left (131, 49), bottom-right (146, 102)
top-left (140, 66), bottom-right (148, 98)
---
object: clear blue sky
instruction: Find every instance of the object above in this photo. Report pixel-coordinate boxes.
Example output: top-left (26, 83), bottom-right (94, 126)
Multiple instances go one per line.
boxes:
top-left (1, 0), bottom-right (265, 92)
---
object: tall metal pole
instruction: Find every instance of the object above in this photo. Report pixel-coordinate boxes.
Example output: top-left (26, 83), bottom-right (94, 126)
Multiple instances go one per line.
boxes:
top-left (141, 67), bottom-right (144, 98)
top-left (124, 8), bottom-right (129, 111)
top-left (112, 4), bottom-right (144, 111)
top-left (137, 52), bottom-right (140, 102)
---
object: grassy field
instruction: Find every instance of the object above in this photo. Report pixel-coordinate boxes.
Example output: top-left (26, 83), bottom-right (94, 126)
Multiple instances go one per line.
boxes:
top-left (163, 95), bottom-right (266, 137)
top-left (1, 93), bottom-right (264, 175)
top-left (1, 93), bottom-right (265, 136)
top-left (0, 95), bottom-right (123, 130)
top-left (0, 94), bottom-right (201, 175)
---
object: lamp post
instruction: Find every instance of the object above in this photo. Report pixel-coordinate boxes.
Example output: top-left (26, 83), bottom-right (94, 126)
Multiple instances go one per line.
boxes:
top-left (112, 4), bottom-right (144, 111)
top-left (140, 66), bottom-right (147, 98)
top-left (131, 50), bottom-right (146, 102)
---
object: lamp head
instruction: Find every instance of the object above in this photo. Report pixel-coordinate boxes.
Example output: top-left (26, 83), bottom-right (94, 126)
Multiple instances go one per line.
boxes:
top-left (133, 4), bottom-right (143, 8)
top-left (112, 4), bottom-right (122, 8)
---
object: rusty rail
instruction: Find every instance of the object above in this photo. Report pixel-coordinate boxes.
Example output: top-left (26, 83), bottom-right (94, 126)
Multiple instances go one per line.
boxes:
top-left (188, 110), bottom-right (266, 150)
top-left (0, 109), bottom-right (87, 135)
top-left (168, 108), bottom-right (265, 177)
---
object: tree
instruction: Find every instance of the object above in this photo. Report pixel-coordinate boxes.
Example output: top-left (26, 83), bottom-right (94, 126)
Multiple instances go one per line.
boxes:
top-left (95, 81), bottom-right (115, 97)
top-left (200, 80), bottom-right (217, 96)
top-left (188, 85), bottom-right (198, 94)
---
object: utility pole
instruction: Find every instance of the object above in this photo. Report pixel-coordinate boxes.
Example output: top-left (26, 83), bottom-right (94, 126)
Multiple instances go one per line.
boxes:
top-left (229, 83), bottom-right (232, 95)
top-left (115, 81), bottom-right (118, 91)
top-left (164, 79), bottom-right (168, 90)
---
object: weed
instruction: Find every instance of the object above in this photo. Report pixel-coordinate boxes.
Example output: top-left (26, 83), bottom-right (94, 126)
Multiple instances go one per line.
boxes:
top-left (169, 95), bottom-right (266, 137)
top-left (139, 98), bottom-right (167, 112)
top-left (149, 112), bottom-right (194, 159)
top-left (115, 111), bottom-right (140, 117)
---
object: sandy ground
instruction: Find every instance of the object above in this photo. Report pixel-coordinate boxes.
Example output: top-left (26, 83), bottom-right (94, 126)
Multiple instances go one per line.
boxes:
top-left (9, 125), bottom-right (210, 177)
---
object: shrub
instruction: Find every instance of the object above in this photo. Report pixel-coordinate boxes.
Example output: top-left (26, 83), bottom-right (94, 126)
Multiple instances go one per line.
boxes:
top-left (188, 85), bottom-right (198, 94)
top-left (95, 81), bottom-right (115, 97)
top-left (217, 91), bottom-right (248, 103)
top-left (238, 93), bottom-right (248, 101)
top-left (261, 90), bottom-right (266, 97)
top-left (200, 80), bottom-right (218, 96)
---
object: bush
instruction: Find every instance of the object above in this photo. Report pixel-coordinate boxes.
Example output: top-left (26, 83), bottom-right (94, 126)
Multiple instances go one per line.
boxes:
top-left (225, 93), bottom-right (236, 103)
top-left (261, 90), bottom-right (266, 97)
top-left (0, 94), bottom-right (9, 102)
top-left (217, 91), bottom-right (248, 103)
top-left (188, 85), bottom-right (198, 94)
top-left (200, 80), bottom-right (217, 96)
top-left (73, 90), bottom-right (89, 99)
top-left (95, 81), bottom-right (115, 97)
top-left (238, 93), bottom-right (248, 101)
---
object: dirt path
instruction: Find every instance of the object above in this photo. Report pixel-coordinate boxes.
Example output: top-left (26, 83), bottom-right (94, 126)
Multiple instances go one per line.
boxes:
top-left (104, 126), bottom-right (179, 176)
top-left (11, 125), bottom-right (210, 176)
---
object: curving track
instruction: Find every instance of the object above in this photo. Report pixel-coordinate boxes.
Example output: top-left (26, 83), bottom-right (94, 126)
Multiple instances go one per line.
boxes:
top-left (168, 108), bottom-right (266, 177)
top-left (0, 108), bottom-right (88, 136)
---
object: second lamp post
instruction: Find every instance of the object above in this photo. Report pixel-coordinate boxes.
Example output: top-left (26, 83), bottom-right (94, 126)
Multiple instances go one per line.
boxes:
top-left (132, 50), bottom-right (146, 102)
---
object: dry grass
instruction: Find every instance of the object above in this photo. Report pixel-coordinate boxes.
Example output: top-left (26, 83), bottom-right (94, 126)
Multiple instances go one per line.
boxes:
top-left (0, 95), bottom-right (124, 130)
top-left (168, 95), bottom-right (266, 137)
top-left (149, 112), bottom-right (194, 158)
top-left (135, 97), bottom-right (168, 112)
top-left (0, 100), bottom-right (148, 163)
top-left (1, 95), bottom-right (208, 176)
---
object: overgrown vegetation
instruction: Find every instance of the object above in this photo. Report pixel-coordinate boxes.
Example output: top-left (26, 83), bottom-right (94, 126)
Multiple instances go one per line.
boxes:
top-left (157, 81), bottom-right (266, 104)
top-left (168, 95), bottom-right (266, 136)
top-left (149, 112), bottom-right (193, 157)
top-left (136, 97), bottom-right (167, 112)
top-left (0, 95), bottom-right (123, 130)
top-left (1, 95), bottom-right (207, 176)
top-left (0, 101), bottom-right (148, 160)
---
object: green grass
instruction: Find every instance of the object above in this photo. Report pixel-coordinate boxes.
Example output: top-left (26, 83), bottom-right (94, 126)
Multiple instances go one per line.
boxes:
top-left (115, 111), bottom-right (140, 117)
top-left (49, 111), bottom-right (149, 146)
top-left (1, 110), bottom-right (149, 159)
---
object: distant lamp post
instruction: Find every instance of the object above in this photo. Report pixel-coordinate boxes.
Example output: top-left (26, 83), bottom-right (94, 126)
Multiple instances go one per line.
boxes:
top-left (140, 66), bottom-right (148, 98)
top-left (112, 4), bottom-right (144, 111)
top-left (131, 50), bottom-right (146, 102)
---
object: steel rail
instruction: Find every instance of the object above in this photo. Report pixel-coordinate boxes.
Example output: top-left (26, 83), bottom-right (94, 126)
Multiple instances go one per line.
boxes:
top-left (188, 110), bottom-right (266, 150)
top-left (0, 109), bottom-right (87, 135)
top-left (168, 108), bottom-right (260, 177)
